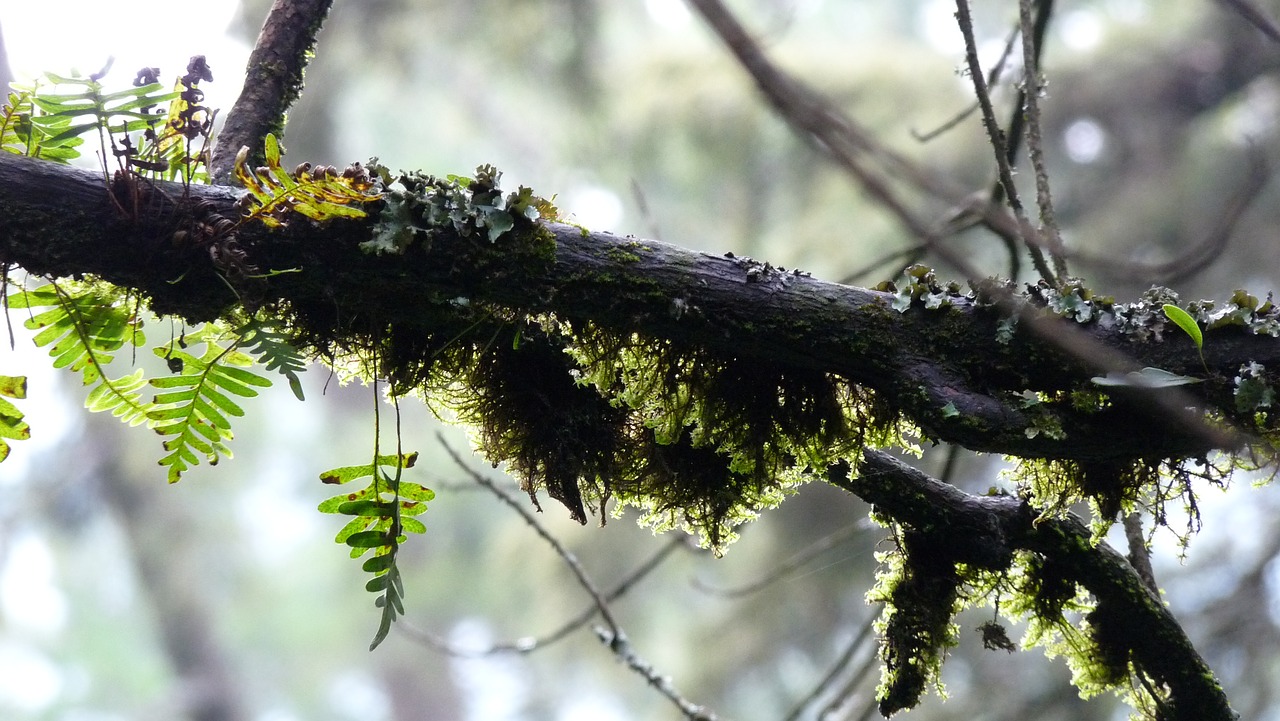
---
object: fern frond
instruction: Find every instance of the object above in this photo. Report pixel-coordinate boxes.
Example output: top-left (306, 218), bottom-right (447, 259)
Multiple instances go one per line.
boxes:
top-left (234, 133), bottom-right (381, 228)
top-left (30, 73), bottom-right (178, 147)
top-left (319, 451), bottom-right (430, 649)
top-left (1, 84), bottom-right (85, 162)
top-left (0, 375), bottom-right (31, 463)
top-left (235, 318), bottom-right (308, 400)
top-left (7, 282), bottom-right (152, 425)
top-left (149, 337), bottom-right (271, 482)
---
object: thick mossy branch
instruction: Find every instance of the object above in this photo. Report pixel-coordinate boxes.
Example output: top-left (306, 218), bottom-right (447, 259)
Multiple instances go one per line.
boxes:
top-left (833, 452), bottom-right (1235, 721)
top-left (6, 153), bottom-right (1280, 466)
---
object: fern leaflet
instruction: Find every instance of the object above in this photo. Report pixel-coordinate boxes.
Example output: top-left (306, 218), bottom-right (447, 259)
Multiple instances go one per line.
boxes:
top-left (1, 83), bottom-right (85, 162)
top-left (235, 318), bottom-right (308, 400)
top-left (319, 451), bottom-right (431, 649)
top-left (234, 133), bottom-right (381, 228)
top-left (0, 375), bottom-right (31, 463)
top-left (7, 282), bottom-right (153, 425)
top-left (29, 71), bottom-right (178, 149)
top-left (149, 334), bottom-right (271, 482)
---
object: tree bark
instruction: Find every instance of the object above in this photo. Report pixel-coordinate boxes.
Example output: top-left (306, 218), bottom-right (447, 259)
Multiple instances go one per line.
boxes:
top-left (2, 153), bottom-right (1276, 463)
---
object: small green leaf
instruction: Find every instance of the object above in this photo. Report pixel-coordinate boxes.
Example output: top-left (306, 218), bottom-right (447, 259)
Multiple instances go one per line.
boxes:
top-left (362, 554), bottom-right (396, 573)
top-left (345, 530), bottom-right (391, 549)
top-left (1163, 304), bottom-right (1202, 350)
top-left (338, 500), bottom-right (398, 517)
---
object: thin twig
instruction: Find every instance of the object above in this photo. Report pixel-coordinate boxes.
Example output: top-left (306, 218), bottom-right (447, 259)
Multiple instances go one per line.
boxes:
top-left (1016, 0), bottom-right (1070, 279)
top-left (911, 18), bottom-right (1027, 280)
top-left (436, 433), bottom-right (623, 639)
top-left (995, 0), bottom-right (1053, 200)
top-left (594, 626), bottom-right (721, 721)
top-left (953, 0), bottom-right (1057, 284)
top-left (685, 0), bottom-right (957, 262)
top-left (1069, 151), bottom-right (1270, 284)
top-left (912, 23), bottom-right (1020, 144)
top-left (687, 0), bottom-right (1030, 282)
top-left (694, 522), bottom-right (865, 598)
top-left (630, 178), bottom-right (664, 241)
top-left (838, 243), bottom-right (927, 285)
top-left (436, 435), bottom-right (719, 720)
top-left (210, 0), bottom-right (334, 183)
top-left (783, 608), bottom-right (879, 721)
top-left (400, 534), bottom-right (688, 656)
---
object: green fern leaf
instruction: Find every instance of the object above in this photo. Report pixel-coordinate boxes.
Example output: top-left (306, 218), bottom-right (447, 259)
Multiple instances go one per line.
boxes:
top-left (1, 84), bottom-right (85, 162)
top-left (0, 375), bottom-right (31, 463)
top-left (30, 73), bottom-right (178, 146)
top-left (234, 133), bottom-right (381, 229)
top-left (235, 319), bottom-right (308, 400)
top-left (318, 451), bottom-right (429, 649)
top-left (149, 339), bottom-right (271, 482)
top-left (7, 282), bottom-right (152, 425)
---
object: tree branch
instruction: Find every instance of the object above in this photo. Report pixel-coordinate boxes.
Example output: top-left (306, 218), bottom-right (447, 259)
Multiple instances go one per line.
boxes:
top-left (0, 153), bottom-right (1275, 463)
top-left (830, 450), bottom-right (1235, 721)
top-left (209, 0), bottom-right (333, 183)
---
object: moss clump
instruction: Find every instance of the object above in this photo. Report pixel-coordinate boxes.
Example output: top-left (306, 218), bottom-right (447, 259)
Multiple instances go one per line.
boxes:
top-left (869, 531), bottom-right (961, 716)
top-left (444, 323), bottom-right (629, 523)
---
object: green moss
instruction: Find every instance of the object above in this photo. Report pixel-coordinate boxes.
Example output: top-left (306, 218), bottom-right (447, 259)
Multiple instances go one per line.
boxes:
top-left (868, 530), bottom-right (963, 715)
top-left (602, 243), bottom-right (643, 264)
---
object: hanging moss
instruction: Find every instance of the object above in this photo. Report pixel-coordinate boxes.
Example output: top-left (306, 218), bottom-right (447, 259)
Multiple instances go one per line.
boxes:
top-left (871, 530), bottom-right (962, 716)
top-left (443, 322), bottom-right (629, 523)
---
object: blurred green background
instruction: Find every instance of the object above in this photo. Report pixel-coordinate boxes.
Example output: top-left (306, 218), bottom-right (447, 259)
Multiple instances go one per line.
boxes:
top-left (3, 1), bottom-right (1280, 719)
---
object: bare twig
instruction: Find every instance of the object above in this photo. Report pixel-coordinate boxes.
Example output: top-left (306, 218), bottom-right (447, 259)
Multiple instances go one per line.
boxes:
top-left (436, 434), bottom-right (623, 639)
top-left (210, 0), bottom-right (334, 183)
top-left (838, 243), bottom-right (927, 285)
top-left (436, 435), bottom-right (718, 719)
top-left (819, 642), bottom-right (883, 721)
top-left (911, 24), bottom-right (1020, 144)
top-left (953, 0), bottom-right (1058, 284)
top-left (630, 178), bottom-right (664, 241)
top-left (995, 0), bottom-right (1053, 196)
top-left (1069, 151), bottom-right (1270, 284)
top-left (401, 534), bottom-right (688, 656)
top-left (593, 626), bottom-right (721, 721)
top-left (695, 523), bottom-right (864, 598)
top-left (685, 0), bottom-right (956, 259)
top-left (1016, 0), bottom-right (1070, 279)
top-left (783, 608), bottom-right (879, 721)
top-left (686, 0), bottom-right (1031, 282)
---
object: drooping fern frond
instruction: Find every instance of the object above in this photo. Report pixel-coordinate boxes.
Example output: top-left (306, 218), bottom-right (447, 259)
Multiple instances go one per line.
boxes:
top-left (319, 451), bottom-right (432, 649)
top-left (235, 318), bottom-right (308, 401)
top-left (234, 133), bottom-right (382, 228)
top-left (0, 84), bottom-right (84, 162)
top-left (149, 332), bottom-right (271, 482)
top-left (0, 375), bottom-right (31, 463)
top-left (6, 282), bottom-right (153, 425)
